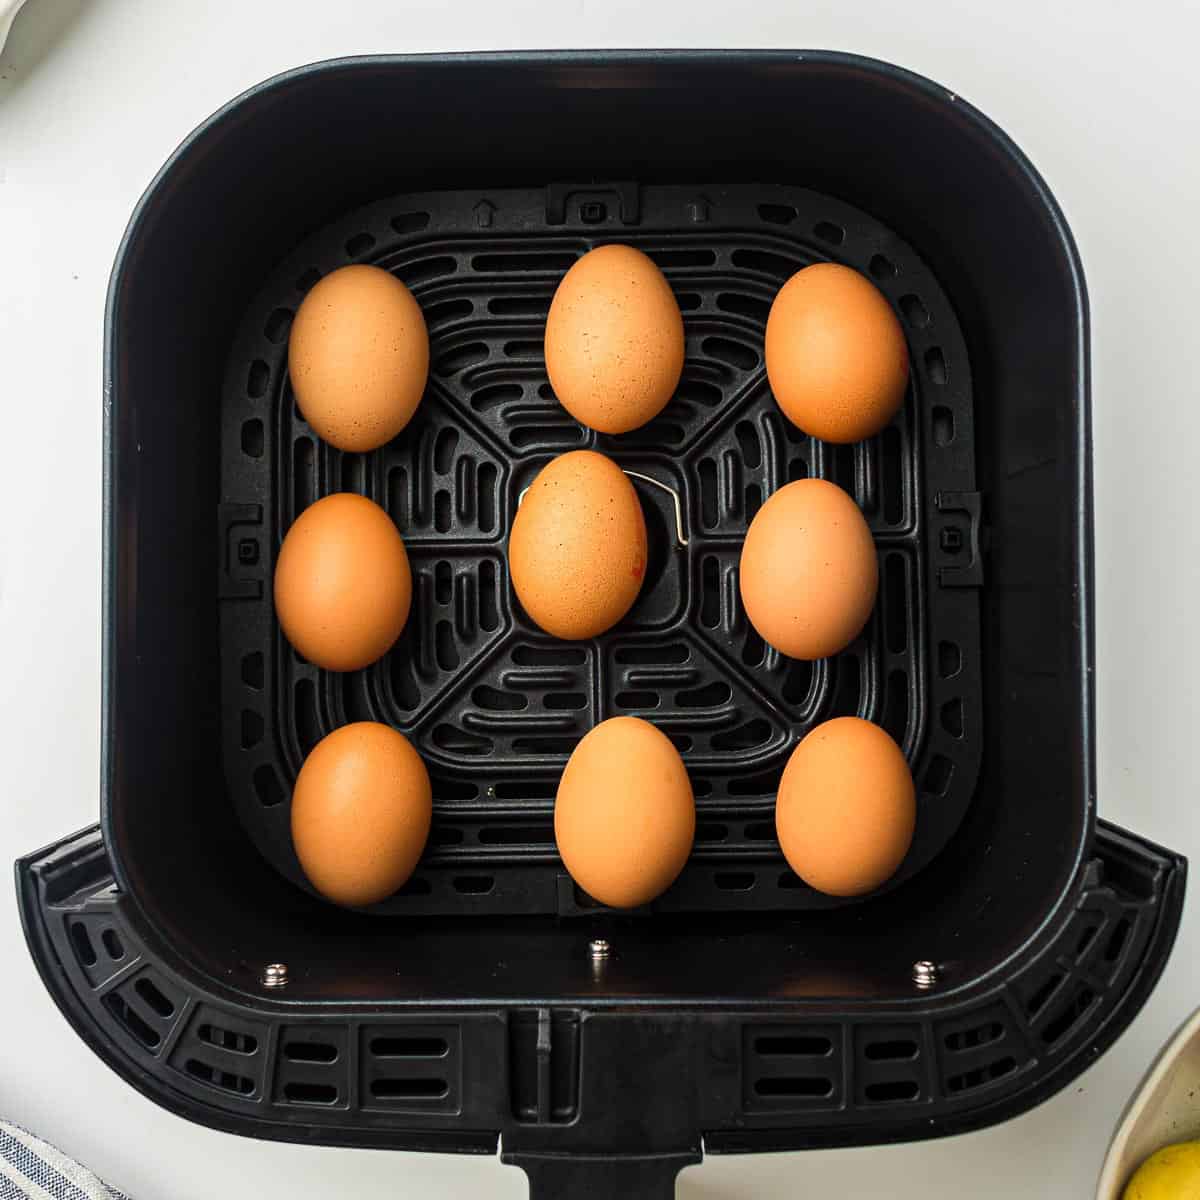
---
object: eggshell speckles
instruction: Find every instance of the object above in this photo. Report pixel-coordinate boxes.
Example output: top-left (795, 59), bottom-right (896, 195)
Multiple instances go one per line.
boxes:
top-left (555, 716), bottom-right (695, 908)
top-left (765, 263), bottom-right (909, 443)
top-left (291, 722), bottom-right (432, 908)
top-left (775, 717), bottom-right (915, 897)
top-left (509, 451), bottom-right (647, 640)
top-left (274, 493), bottom-right (411, 671)
top-left (545, 245), bottom-right (684, 434)
top-left (739, 478), bottom-right (877, 660)
top-left (288, 265), bottom-right (429, 452)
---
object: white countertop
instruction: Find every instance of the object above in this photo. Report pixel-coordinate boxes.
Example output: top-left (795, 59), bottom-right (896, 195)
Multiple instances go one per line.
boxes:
top-left (2, 2), bottom-right (1198, 1197)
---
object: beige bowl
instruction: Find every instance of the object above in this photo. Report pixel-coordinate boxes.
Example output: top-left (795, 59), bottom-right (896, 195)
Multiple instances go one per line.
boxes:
top-left (1097, 1007), bottom-right (1200, 1198)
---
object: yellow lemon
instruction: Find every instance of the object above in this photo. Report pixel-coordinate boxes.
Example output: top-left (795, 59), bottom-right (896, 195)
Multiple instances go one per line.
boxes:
top-left (1124, 1142), bottom-right (1200, 1199)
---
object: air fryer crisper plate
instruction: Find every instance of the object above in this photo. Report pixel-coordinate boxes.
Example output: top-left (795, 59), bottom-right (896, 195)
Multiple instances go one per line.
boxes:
top-left (219, 182), bottom-right (982, 914)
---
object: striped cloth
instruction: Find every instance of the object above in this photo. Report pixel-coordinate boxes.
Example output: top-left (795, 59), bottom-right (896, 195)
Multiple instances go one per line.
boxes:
top-left (0, 1124), bottom-right (126, 1200)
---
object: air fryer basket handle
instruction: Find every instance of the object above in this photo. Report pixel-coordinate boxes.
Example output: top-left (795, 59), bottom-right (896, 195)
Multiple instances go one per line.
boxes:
top-left (504, 1151), bottom-right (701, 1200)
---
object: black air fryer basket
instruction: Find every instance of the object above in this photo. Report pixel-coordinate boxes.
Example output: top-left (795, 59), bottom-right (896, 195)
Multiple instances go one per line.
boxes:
top-left (17, 52), bottom-right (1186, 1198)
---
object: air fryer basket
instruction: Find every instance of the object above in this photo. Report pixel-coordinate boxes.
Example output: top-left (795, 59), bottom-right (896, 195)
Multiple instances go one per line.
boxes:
top-left (17, 52), bottom-right (1186, 1199)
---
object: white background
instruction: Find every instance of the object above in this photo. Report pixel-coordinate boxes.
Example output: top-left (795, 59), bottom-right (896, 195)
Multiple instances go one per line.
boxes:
top-left (1, 2), bottom-right (1197, 1197)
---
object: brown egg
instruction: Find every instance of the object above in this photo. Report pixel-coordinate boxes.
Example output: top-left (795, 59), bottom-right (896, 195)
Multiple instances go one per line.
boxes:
top-left (288, 265), bottom-right (429, 452)
top-left (775, 717), bottom-right (915, 897)
top-left (555, 716), bottom-right (695, 908)
top-left (544, 244), bottom-right (684, 434)
top-left (510, 451), bottom-right (647, 639)
top-left (739, 478), bottom-right (877, 660)
top-left (765, 263), bottom-right (909, 443)
top-left (274, 493), bottom-right (411, 671)
top-left (291, 722), bottom-right (431, 907)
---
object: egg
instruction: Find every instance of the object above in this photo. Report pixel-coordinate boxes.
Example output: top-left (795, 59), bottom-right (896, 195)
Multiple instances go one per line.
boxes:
top-left (775, 717), bottom-right (915, 896)
top-left (544, 244), bottom-right (684, 433)
top-left (510, 451), bottom-right (647, 639)
top-left (555, 716), bottom-right (695, 908)
top-left (765, 263), bottom-right (909, 443)
top-left (274, 493), bottom-right (411, 671)
top-left (288, 265), bottom-right (429, 452)
top-left (739, 478), bottom-right (877, 660)
top-left (291, 722), bottom-right (432, 907)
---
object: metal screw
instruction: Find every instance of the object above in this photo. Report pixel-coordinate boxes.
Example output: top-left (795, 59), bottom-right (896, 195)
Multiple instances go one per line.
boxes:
top-left (262, 962), bottom-right (289, 988)
top-left (588, 939), bottom-right (612, 961)
top-left (912, 960), bottom-right (938, 989)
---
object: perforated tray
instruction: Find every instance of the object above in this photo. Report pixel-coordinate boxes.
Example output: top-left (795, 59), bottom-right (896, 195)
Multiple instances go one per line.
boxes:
top-left (218, 182), bottom-right (982, 915)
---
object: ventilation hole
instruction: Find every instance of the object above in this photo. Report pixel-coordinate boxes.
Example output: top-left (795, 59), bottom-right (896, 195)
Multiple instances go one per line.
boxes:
top-left (247, 360), bottom-right (269, 399)
top-left (754, 1076), bottom-right (832, 1098)
top-left (869, 254), bottom-right (897, 280)
top-left (677, 681), bottom-right (731, 708)
top-left (778, 871), bottom-right (808, 890)
top-left (468, 467), bottom-right (495, 539)
top-left (370, 1037), bottom-right (449, 1058)
top-left (742, 626), bottom-right (766, 668)
top-left (70, 922), bottom-right (97, 968)
top-left (453, 876), bottom-right (494, 895)
top-left (701, 336), bottom-right (758, 370)
top-left (492, 779), bottom-right (558, 800)
top-left (667, 732), bottom-right (692, 753)
top-left (517, 644), bottom-right (587, 666)
top-left (435, 560), bottom-right (452, 605)
top-left (714, 871), bottom-right (755, 891)
top-left (283, 1041), bottom-right (338, 1064)
top-left (830, 654), bottom-right (861, 715)
top-left (865, 1039), bottom-right (918, 1062)
top-left (436, 342), bottom-right (489, 375)
top-left (782, 660), bottom-right (813, 705)
top-left (101, 928), bottom-right (124, 960)
top-left (103, 993), bottom-right (159, 1048)
top-left (423, 297), bottom-right (473, 328)
top-left (345, 231), bottom-right (376, 258)
top-left (472, 251), bottom-right (577, 273)
top-left (698, 459), bottom-right (718, 528)
top-left (387, 466), bottom-right (410, 528)
top-left (899, 294), bottom-right (930, 328)
top-left (729, 768), bottom-right (783, 797)
top-left (371, 1077), bottom-right (449, 1099)
top-left (865, 1079), bottom-right (919, 1103)
top-left (428, 489), bottom-right (451, 534)
top-left (396, 876), bottom-right (432, 897)
top-left (932, 405), bottom-right (955, 446)
top-left (135, 977), bottom-right (174, 1018)
top-left (341, 452), bottom-right (365, 493)
top-left (788, 457), bottom-right (809, 482)
top-left (615, 643), bottom-right (687, 665)
top-left (1027, 973), bottom-right (1062, 1017)
top-left (712, 719), bottom-right (771, 752)
top-left (730, 247), bottom-right (802, 278)
top-left (294, 678), bottom-right (321, 755)
top-left (717, 293), bottom-right (771, 322)
top-left (925, 347), bottom-right (948, 385)
top-left (947, 1056), bottom-right (1017, 1094)
top-left (1076, 923), bottom-right (1099, 957)
top-left (757, 203), bottom-right (798, 225)
top-left (488, 296), bottom-right (551, 317)
top-left (744, 821), bottom-right (777, 841)
top-left (923, 754), bottom-right (954, 796)
top-left (432, 620), bottom-right (458, 671)
top-left (882, 670), bottom-right (909, 746)
top-left (1042, 987), bottom-right (1096, 1045)
top-left (830, 442), bottom-right (855, 493)
top-left (293, 437), bottom-right (315, 516)
top-left (390, 648), bottom-right (420, 711)
top-left (432, 725), bottom-right (492, 756)
top-left (880, 425), bottom-right (904, 525)
top-left (884, 555), bottom-right (908, 654)
top-left (478, 825), bottom-right (555, 846)
top-left (694, 822), bottom-right (729, 843)
top-left (617, 420), bottom-right (686, 448)
top-left (691, 778), bottom-right (714, 797)
top-left (733, 420), bottom-right (763, 469)
top-left (677, 378), bottom-right (723, 408)
top-left (938, 640), bottom-right (962, 678)
top-left (503, 340), bottom-right (543, 360)
top-left (513, 736), bottom-right (577, 754)
top-left (471, 382), bottom-right (523, 413)
top-left (646, 248), bottom-right (716, 269)
top-left (283, 1081), bottom-right (337, 1105)
top-left (240, 709), bottom-right (263, 750)
top-left (944, 1022), bottom-right (1004, 1052)
top-left (199, 1025), bottom-right (258, 1054)
top-left (1105, 917), bottom-right (1131, 963)
top-left (511, 425), bottom-right (583, 450)
top-left (700, 556), bottom-right (720, 628)
top-left (264, 308), bottom-right (293, 344)
top-left (545, 692), bottom-right (587, 710)
top-left (478, 559), bottom-right (499, 630)
top-left (941, 698), bottom-right (964, 739)
top-left (391, 211), bottom-right (431, 235)
top-left (674, 292), bottom-right (702, 311)
top-left (396, 256), bottom-right (456, 287)
top-left (473, 685), bottom-right (526, 712)
top-left (253, 764), bottom-right (284, 807)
